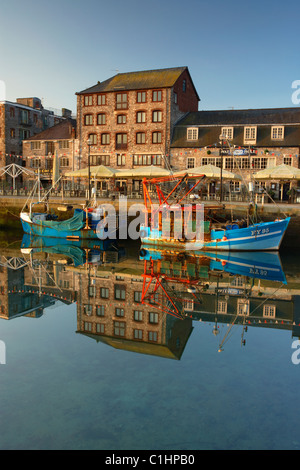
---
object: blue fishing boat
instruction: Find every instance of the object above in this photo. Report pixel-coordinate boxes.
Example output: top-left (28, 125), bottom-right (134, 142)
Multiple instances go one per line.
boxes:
top-left (20, 205), bottom-right (111, 240)
top-left (140, 217), bottom-right (290, 252)
top-left (140, 174), bottom-right (290, 251)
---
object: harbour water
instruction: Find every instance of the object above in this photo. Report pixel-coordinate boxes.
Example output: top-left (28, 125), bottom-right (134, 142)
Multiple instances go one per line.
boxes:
top-left (0, 228), bottom-right (300, 450)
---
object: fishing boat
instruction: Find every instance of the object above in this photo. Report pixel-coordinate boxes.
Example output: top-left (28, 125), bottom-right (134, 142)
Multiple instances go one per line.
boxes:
top-left (139, 173), bottom-right (290, 251)
top-left (20, 204), bottom-right (111, 240)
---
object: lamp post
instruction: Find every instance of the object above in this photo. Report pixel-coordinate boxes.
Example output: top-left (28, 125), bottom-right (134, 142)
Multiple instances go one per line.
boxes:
top-left (87, 137), bottom-right (92, 201)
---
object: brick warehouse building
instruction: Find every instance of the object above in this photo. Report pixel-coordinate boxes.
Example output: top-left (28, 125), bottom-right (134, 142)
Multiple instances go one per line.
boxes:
top-left (170, 107), bottom-right (300, 201)
top-left (76, 67), bottom-right (199, 173)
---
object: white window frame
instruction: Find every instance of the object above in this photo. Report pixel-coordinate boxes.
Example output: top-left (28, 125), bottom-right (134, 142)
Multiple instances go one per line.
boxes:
top-left (244, 126), bottom-right (257, 144)
top-left (271, 126), bottom-right (284, 140)
top-left (221, 127), bottom-right (234, 140)
top-left (187, 127), bottom-right (198, 141)
top-left (217, 300), bottom-right (227, 314)
top-left (237, 299), bottom-right (250, 316)
top-left (263, 304), bottom-right (276, 318)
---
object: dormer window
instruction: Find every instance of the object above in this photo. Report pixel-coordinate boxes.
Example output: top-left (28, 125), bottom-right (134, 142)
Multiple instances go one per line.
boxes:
top-left (187, 127), bottom-right (198, 141)
top-left (244, 126), bottom-right (257, 144)
top-left (221, 127), bottom-right (234, 140)
top-left (271, 126), bottom-right (284, 140)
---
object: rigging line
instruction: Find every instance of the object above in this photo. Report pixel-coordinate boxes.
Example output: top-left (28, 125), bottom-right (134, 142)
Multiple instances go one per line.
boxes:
top-left (249, 282), bottom-right (286, 317)
top-left (22, 179), bottom-right (38, 212)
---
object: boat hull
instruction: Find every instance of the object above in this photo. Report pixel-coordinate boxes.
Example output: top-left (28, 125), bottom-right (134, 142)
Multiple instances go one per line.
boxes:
top-left (140, 217), bottom-right (290, 251)
top-left (20, 212), bottom-right (105, 240)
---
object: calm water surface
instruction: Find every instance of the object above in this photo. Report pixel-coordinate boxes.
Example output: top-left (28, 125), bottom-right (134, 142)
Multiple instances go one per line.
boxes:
top-left (0, 229), bottom-right (300, 450)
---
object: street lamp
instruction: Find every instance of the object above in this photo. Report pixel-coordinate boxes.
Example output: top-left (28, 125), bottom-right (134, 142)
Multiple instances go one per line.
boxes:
top-left (87, 137), bottom-right (92, 201)
top-left (219, 134), bottom-right (233, 203)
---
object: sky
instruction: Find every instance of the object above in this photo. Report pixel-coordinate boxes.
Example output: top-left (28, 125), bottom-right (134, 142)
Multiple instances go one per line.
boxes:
top-left (0, 0), bottom-right (300, 114)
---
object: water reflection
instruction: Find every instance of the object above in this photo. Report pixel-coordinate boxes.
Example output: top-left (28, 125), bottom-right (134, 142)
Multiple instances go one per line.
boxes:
top-left (0, 234), bottom-right (299, 358)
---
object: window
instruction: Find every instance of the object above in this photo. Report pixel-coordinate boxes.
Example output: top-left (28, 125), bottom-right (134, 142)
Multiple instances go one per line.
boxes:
top-left (91, 155), bottom-right (110, 166)
top-left (97, 113), bottom-right (106, 125)
top-left (84, 322), bottom-right (92, 331)
top-left (187, 128), bottom-right (198, 140)
top-left (59, 140), bottom-right (69, 149)
top-left (230, 181), bottom-right (240, 192)
top-left (187, 157), bottom-right (195, 169)
top-left (115, 307), bottom-right (124, 317)
top-left (114, 285), bottom-right (126, 300)
top-left (117, 114), bottom-right (126, 124)
top-left (84, 114), bottom-right (93, 126)
top-left (148, 331), bottom-right (158, 342)
top-left (97, 94), bottom-right (106, 106)
top-left (60, 158), bottom-right (69, 167)
top-left (133, 155), bottom-right (162, 166)
top-left (100, 287), bottom-right (109, 298)
top-left (152, 110), bottom-right (162, 122)
top-left (221, 127), bottom-right (234, 140)
top-left (117, 154), bottom-right (125, 166)
top-left (183, 79), bottom-right (186, 92)
top-left (152, 90), bottom-right (162, 102)
top-left (271, 126), bottom-right (284, 140)
top-left (10, 128), bottom-right (15, 138)
top-left (149, 312), bottom-right (158, 324)
top-left (174, 92), bottom-right (177, 104)
top-left (116, 133), bottom-right (127, 150)
top-left (101, 133), bottom-right (110, 145)
top-left (136, 111), bottom-right (146, 123)
top-left (263, 304), bottom-right (276, 318)
top-left (88, 133), bottom-right (97, 145)
top-left (137, 91), bottom-right (146, 103)
top-left (116, 93), bottom-right (128, 110)
top-left (284, 156), bottom-right (292, 166)
top-left (31, 141), bottom-right (41, 150)
top-left (152, 131), bottom-right (162, 144)
top-left (244, 126), bottom-right (257, 143)
top-left (134, 310), bottom-right (143, 322)
top-left (96, 323), bottom-right (105, 334)
top-left (252, 157), bottom-right (268, 169)
top-left (134, 291), bottom-right (142, 303)
top-left (136, 132), bottom-right (146, 144)
top-left (114, 321), bottom-right (125, 337)
top-left (84, 95), bottom-right (93, 106)
top-left (20, 109), bottom-right (29, 124)
top-left (89, 285), bottom-right (96, 297)
top-left (217, 300), bottom-right (227, 314)
top-left (202, 157), bottom-right (222, 168)
top-left (96, 305), bottom-right (105, 317)
top-left (134, 329), bottom-right (143, 340)
top-left (237, 299), bottom-right (250, 315)
top-left (183, 299), bottom-right (194, 311)
top-left (31, 158), bottom-right (41, 168)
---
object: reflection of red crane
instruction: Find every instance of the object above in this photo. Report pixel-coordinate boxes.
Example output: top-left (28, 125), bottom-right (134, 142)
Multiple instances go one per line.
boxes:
top-left (141, 255), bottom-right (209, 320)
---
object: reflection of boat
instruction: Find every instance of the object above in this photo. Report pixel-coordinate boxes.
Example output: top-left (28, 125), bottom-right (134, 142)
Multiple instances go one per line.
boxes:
top-left (140, 174), bottom-right (290, 251)
top-left (20, 235), bottom-right (122, 267)
top-left (139, 248), bottom-right (286, 283)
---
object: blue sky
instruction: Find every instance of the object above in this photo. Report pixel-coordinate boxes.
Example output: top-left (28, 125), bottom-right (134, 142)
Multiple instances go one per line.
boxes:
top-left (1, 0), bottom-right (299, 113)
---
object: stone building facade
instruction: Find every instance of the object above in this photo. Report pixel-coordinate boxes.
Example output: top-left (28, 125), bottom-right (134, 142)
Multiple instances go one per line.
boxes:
top-left (22, 118), bottom-right (78, 190)
top-left (0, 97), bottom-right (65, 168)
top-left (170, 107), bottom-right (300, 200)
top-left (75, 67), bottom-right (199, 172)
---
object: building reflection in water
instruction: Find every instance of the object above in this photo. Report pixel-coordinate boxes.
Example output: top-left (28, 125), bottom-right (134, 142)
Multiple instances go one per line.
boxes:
top-left (0, 234), bottom-right (299, 358)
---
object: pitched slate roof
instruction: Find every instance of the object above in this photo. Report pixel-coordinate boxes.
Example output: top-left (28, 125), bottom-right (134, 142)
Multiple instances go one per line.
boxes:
top-left (27, 118), bottom-right (76, 141)
top-left (171, 108), bottom-right (300, 148)
top-left (77, 66), bottom-right (198, 95)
